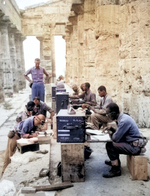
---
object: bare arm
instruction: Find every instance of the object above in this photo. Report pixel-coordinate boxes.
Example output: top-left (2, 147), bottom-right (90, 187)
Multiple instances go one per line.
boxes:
top-left (24, 75), bottom-right (32, 83)
top-left (43, 68), bottom-right (49, 77)
top-left (24, 68), bottom-right (32, 83)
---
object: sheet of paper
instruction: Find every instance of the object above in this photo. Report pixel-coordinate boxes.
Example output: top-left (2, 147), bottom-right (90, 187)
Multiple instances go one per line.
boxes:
top-left (89, 134), bottom-right (111, 142)
top-left (86, 129), bottom-right (105, 135)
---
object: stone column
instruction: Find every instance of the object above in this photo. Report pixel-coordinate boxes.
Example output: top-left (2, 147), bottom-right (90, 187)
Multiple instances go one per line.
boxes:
top-left (20, 35), bottom-right (26, 89)
top-left (8, 26), bottom-right (18, 93)
top-left (0, 23), bottom-right (13, 97)
top-left (15, 32), bottom-right (26, 91)
top-left (0, 29), bottom-right (5, 102)
top-left (36, 36), bottom-right (52, 80)
top-left (36, 37), bottom-right (44, 60)
top-left (37, 36), bottom-right (52, 103)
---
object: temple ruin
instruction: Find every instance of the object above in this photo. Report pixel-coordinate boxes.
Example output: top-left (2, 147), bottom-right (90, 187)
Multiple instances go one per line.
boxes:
top-left (0, 0), bottom-right (150, 127)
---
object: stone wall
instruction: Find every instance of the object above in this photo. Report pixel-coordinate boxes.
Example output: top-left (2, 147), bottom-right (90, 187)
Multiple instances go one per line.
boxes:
top-left (65, 0), bottom-right (150, 127)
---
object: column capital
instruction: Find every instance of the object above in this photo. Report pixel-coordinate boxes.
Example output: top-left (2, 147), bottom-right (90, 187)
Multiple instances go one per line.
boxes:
top-left (36, 36), bottom-right (44, 41)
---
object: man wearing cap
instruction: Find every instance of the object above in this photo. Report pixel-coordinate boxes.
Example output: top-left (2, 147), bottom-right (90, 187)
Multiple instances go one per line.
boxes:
top-left (15, 101), bottom-right (35, 124)
top-left (2, 114), bottom-right (46, 175)
top-left (24, 58), bottom-right (51, 102)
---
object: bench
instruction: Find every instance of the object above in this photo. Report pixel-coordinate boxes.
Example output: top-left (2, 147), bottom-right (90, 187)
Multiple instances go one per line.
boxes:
top-left (127, 154), bottom-right (148, 180)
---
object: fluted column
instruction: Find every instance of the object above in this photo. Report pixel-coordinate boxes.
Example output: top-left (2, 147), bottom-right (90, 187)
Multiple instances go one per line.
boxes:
top-left (8, 27), bottom-right (18, 92)
top-left (15, 33), bottom-right (26, 91)
top-left (20, 35), bottom-right (26, 89)
top-left (0, 29), bottom-right (5, 102)
top-left (0, 23), bottom-right (13, 97)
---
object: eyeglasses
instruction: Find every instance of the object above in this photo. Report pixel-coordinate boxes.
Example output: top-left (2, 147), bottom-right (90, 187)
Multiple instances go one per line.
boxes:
top-left (36, 116), bottom-right (45, 125)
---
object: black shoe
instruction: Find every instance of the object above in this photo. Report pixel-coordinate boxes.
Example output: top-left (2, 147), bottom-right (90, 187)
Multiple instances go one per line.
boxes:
top-left (103, 166), bottom-right (121, 178)
top-left (105, 160), bottom-right (112, 166)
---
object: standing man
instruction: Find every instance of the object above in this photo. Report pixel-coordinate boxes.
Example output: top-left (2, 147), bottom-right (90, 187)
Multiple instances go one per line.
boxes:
top-left (103, 103), bottom-right (147, 178)
top-left (87, 86), bottom-right (113, 129)
top-left (24, 58), bottom-right (51, 102)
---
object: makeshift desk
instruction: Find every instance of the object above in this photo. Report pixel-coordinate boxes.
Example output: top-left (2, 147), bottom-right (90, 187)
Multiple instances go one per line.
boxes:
top-left (86, 129), bottom-right (111, 143)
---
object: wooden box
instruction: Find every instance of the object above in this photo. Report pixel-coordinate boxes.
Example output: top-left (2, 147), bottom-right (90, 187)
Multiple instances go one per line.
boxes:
top-left (127, 155), bottom-right (148, 180)
top-left (61, 143), bottom-right (85, 182)
top-left (17, 142), bottom-right (39, 154)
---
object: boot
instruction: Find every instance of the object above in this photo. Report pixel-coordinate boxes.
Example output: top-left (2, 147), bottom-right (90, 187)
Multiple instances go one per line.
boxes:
top-left (105, 159), bottom-right (121, 167)
top-left (103, 165), bottom-right (121, 178)
top-left (105, 160), bottom-right (112, 166)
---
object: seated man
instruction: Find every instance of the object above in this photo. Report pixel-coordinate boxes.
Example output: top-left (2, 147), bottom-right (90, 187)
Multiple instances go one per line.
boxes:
top-left (69, 83), bottom-right (85, 99)
top-left (33, 97), bottom-right (55, 121)
top-left (82, 82), bottom-right (97, 106)
top-left (70, 82), bottom-right (96, 106)
top-left (87, 86), bottom-right (113, 129)
top-left (103, 103), bottom-right (147, 178)
top-left (15, 101), bottom-right (35, 123)
top-left (2, 114), bottom-right (45, 174)
top-left (71, 84), bottom-right (80, 95)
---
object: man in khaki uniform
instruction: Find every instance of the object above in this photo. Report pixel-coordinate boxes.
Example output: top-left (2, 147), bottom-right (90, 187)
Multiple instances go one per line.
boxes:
top-left (87, 86), bottom-right (113, 129)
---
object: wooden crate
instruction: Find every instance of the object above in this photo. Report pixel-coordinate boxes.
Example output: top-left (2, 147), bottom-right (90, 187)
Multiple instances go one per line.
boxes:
top-left (127, 155), bottom-right (148, 180)
top-left (17, 142), bottom-right (39, 154)
top-left (61, 143), bottom-right (85, 182)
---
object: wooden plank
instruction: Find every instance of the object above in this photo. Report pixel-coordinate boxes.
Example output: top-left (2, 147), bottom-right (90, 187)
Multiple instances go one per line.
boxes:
top-left (127, 155), bottom-right (148, 180)
top-left (21, 187), bottom-right (36, 193)
top-left (34, 182), bottom-right (73, 191)
top-left (61, 143), bottom-right (85, 182)
top-left (53, 115), bottom-right (57, 139)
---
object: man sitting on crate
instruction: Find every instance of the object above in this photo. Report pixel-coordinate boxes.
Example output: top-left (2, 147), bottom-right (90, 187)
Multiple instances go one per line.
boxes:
top-left (102, 103), bottom-right (147, 178)
top-left (85, 86), bottom-right (113, 129)
top-left (2, 114), bottom-right (46, 175)
top-left (33, 97), bottom-right (55, 121)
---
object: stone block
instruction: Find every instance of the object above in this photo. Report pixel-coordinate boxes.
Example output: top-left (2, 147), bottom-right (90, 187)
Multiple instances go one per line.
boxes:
top-left (127, 155), bottom-right (148, 180)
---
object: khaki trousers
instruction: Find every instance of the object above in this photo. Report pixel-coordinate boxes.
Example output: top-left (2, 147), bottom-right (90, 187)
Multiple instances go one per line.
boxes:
top-left (88, 113), bottom-right (111, 129)
top-left (2, 133), bottom-right (20, 174)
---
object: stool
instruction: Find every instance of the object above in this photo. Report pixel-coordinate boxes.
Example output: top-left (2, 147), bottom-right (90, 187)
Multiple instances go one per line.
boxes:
top-left (127, 155), bottom-right (148, 180)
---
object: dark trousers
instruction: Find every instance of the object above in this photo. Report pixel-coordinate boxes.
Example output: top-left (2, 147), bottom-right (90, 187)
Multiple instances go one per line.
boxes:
top-left (106, 141), bottom-right (141, 161)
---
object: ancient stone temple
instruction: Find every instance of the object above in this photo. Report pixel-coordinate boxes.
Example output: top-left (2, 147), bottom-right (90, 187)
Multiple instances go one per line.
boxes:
top-left (0, 0), bottom-right (26, 102)
top-left (0, 0), bottom-right (150, 127)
